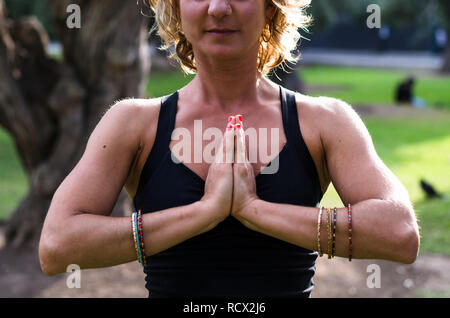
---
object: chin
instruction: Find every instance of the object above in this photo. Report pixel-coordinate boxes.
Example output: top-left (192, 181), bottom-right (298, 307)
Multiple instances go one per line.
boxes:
top-left (203, 46), bottom-right (245, 60)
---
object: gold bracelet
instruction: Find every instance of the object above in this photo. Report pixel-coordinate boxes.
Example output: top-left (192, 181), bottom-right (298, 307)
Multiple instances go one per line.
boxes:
top-left (317, 206), bottom-right (323, 257)
top-left (348, 204), bottom-right (353, 262)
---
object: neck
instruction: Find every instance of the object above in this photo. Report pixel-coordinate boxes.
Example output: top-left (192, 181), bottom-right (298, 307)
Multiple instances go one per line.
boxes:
top-left (183, 52), bottom-right (271, 114)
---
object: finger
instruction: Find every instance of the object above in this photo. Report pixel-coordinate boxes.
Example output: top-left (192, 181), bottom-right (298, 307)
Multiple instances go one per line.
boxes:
top-left (234, 114), bottom-right (247, 164)
top-left (215, 116), bottom-right (235, 164)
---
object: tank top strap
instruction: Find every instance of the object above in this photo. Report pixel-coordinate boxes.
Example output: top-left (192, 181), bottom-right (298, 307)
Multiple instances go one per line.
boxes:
top-left (280, 85), bottom-right (307, 158)
top-left (280, 86), bottom-right (322, 198)
top-left (279, 85), bottom-right (297, 145)
top-left (159, 90), bottom-right (179, 147)
top-left (279, 85), bottom-right (290, 144)
top-left (137, 91), bottom-right (179, 189)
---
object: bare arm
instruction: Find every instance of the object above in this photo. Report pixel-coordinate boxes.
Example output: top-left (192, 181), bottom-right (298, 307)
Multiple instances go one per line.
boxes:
top-left (39, 100), bottom-right (220, 276)
top-left (234, 98), bottom-right (420, 264)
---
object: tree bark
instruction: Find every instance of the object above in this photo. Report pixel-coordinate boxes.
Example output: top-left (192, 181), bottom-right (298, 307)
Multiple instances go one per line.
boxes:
top-left (0, 0), bottom-right (150, 248)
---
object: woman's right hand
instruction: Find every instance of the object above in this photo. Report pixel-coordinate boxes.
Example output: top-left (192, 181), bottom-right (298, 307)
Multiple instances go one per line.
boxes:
top-left (200, 116), bottom-right (236, 223)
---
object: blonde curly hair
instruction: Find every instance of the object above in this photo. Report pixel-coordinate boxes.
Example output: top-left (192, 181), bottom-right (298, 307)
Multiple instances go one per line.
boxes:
top-left (146, 0), bottom-right (312, 75)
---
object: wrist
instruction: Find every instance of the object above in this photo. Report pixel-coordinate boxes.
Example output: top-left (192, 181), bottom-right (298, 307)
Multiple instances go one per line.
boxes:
top-left (245, 197), bottom-right (262, 213)
top-left (196, 200), bottom-right (226, 229)
top-left (233, 198), bottom-right (263, 232)
top-left (234, 198), bottom-right (262, 220)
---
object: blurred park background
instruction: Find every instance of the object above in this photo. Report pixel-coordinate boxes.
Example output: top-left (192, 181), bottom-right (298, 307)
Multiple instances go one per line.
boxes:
top-left (0, 0), bottom-right (449, 298)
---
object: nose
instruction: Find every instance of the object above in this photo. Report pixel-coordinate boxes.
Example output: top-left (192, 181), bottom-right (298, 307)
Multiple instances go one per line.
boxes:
top-left (208, 0), bottom-right (232, 18)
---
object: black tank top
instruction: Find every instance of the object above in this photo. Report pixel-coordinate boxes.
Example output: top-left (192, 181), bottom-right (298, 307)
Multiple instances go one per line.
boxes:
top-left (133, 86), bottom-right (324, 298)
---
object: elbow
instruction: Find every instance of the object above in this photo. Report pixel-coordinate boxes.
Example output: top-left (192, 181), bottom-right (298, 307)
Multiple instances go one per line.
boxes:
top-left (389, 201), bottom-right (420, 264)
top-left (38, 232), bottom-right (67, 276)
top-left (397, 224), bottom-right (420, 265)
top-left (405, 230), bottom-right (420, 264)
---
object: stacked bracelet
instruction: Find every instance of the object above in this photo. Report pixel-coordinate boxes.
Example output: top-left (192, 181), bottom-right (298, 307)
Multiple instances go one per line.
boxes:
top-left (347, 204), bottom-right (353, 262)
top-left (316, 205), bottom-right (352, 260)
top-left (131, 210), bottom-right (147, 267)
top-left (317, 206), bottom-right (323, 257)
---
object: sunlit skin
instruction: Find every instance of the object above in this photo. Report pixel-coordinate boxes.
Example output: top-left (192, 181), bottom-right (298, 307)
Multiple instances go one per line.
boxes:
top-left (38, 0), bottom-right (419, 277)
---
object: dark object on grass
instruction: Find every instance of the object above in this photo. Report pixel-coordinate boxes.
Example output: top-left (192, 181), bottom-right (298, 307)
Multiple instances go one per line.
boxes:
top-left (396, 77), bottom-right (415, 105)
top-left (420, 179), bottom-right (442, 199)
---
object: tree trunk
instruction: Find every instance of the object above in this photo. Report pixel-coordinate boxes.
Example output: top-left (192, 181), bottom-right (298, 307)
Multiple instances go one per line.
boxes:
top-left (0, 0), bottom-right (150, 248)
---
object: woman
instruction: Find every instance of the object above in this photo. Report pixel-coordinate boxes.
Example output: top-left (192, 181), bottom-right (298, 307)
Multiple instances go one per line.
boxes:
top-left (39, 0), bottom-right (420, 297)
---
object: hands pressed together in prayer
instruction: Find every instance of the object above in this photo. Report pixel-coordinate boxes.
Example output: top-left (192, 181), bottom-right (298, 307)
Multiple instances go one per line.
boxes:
top-left (200, 115), bottom-right (260, 225)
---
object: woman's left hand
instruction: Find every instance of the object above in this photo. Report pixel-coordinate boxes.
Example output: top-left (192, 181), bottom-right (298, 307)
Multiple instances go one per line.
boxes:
top-left (231, 115), bottom-right (259, 218)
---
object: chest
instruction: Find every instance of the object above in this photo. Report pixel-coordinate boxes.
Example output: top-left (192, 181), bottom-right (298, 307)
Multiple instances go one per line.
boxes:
top-left (127, 99), bottom-right (329, 199)
top-left (168, 105), bottom-right (289, 182)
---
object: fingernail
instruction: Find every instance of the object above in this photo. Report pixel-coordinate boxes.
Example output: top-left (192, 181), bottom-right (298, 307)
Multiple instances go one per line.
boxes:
top-left (236, 123), bottom-right (241, 129)
top-left (227, 124), bottom-right (234, 131)
top-left (228, 116), bottom-right (234, 123)
top-left (237, 115), bottom-right (243, 122)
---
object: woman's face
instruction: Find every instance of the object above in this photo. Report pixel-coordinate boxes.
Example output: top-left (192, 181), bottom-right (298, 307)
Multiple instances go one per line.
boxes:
top-left (179, 0), bottom-right (274, 61)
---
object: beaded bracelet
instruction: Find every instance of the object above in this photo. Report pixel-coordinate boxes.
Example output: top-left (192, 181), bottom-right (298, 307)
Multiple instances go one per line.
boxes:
top-left (131, 212), bottom-right (142, 265)
top-left (327, 208), bottom-right (332, 259)
top-left (331, 207), bottom-right (337, 258)
top-left (137, 210), bottom-right (147, 267)
top-left (317, 206), bottom-right (323, 257)
top-left (347, 204), bottom-right (353, 262)
top-left (133, 212), bottom-right (144, 266)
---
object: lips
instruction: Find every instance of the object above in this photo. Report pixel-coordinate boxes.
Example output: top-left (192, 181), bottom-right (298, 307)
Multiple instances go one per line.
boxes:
top-left (206, 30), bottom-right (238, 37)
top-left (206, 28), bottom-right (237, 33)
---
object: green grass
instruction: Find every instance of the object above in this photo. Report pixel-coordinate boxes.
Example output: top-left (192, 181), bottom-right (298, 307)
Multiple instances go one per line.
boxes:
top-left (50, 52), bottom-right (63, 62)
top-left (0, 129), bottom-right (28, 220)
top-left (301, 66), bottom-right (450, 109)
top-left (414, 288), bottom-right (450, 298)
top-left (146, 70), bottom-right (194, 98)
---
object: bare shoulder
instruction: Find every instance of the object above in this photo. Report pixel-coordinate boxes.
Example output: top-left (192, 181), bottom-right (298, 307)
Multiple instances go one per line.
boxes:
top-left (293, 93), bottom-right (369, 145)
top-left (293, 92), bottom-right (360, 123)
top-left (106, 97), bottom-right (163, 199)
top-left (106, 97), bottom-right (162, 134)
top-left (101, 97), bottom-right (162, 151)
